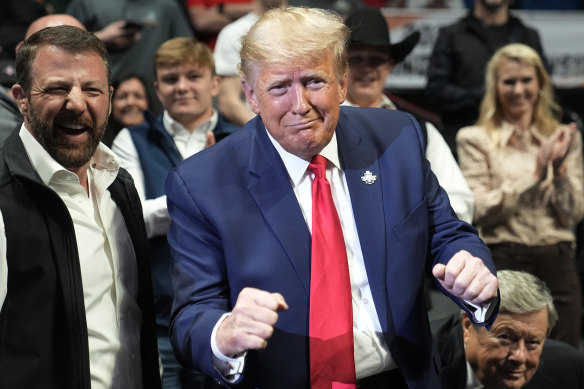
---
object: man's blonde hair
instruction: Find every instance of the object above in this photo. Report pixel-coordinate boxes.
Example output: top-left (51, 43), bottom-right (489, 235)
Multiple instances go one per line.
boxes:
top-left (154, 37), bottom-right (216, 77)
top-left (239, 7), bottom-right (349, 82)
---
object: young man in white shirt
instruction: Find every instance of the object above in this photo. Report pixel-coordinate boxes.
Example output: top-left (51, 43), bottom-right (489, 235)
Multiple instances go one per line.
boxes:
top-left (112, 37), bottom-right (237, 389)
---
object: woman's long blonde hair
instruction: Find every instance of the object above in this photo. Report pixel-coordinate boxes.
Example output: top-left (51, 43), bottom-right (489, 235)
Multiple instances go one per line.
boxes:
top-left (477, 43), bottom-right (561, 141)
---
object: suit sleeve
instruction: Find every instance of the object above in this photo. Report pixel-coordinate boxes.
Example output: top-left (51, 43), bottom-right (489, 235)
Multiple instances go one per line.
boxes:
top-left (419, 120), bottom-right (498, 326)
top-left (166, 168), bottom-right (232, 383)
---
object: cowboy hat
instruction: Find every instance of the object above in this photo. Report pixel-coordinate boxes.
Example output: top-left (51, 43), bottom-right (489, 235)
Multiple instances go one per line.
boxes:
top-left (345, 7), bottom-right (420, 64)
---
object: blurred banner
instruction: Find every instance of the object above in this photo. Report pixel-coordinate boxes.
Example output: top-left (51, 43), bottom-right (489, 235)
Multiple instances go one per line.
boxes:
top-left (384, 8), bottom-right (584, 89)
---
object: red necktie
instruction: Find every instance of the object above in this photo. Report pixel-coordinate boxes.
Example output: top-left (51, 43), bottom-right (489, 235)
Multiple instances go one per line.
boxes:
top-left (308, 155), bottom-right (356, 389)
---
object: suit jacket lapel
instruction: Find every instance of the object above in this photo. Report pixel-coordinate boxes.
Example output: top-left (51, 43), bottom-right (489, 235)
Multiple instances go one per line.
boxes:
top-left (246, 118), bottom-right (312, 295)
top-left (336, 122), bottom-right (389, 331)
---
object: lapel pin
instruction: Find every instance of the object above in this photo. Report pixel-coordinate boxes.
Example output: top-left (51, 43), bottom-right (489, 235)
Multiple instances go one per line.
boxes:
top-left (361, 170), bottom-right (376, 185)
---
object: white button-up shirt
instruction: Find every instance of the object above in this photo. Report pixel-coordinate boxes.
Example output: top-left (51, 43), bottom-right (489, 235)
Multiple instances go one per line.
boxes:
top-left (20, 125), bottom-right (143, 389)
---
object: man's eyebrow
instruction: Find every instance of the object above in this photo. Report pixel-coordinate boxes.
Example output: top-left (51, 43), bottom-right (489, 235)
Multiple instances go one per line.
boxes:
top-left (76, 80), bottom-right (107, 90)
top-left (301, 68), bottom-right (330, 80)
top-left (264, 76), bottom-right (291, 87)
top-left (185, 69), bottom-right (204, 74)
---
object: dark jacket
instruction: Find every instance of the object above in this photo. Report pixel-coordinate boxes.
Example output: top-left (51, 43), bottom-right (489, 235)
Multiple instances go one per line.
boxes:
top-left (431, 314), bottom-right (584, 388)
top-left (0, 87), bottom-right (21, 144)
top-left (426, 12), bottom-right (545, 153)
top-left (0, 128), bottom-right (161, 389)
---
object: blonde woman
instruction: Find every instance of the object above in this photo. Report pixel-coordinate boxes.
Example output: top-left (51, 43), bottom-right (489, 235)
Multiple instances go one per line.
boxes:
top-left (457, 43), bottom-right (584, 347)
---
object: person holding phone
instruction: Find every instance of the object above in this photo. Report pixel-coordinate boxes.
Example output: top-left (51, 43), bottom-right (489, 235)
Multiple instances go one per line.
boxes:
top-left (66, 0), bottom-right (194, 113)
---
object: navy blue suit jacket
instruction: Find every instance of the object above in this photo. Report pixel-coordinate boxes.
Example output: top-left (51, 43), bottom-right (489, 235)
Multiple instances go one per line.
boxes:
top-left (166, 106), bottom-right (496, 388)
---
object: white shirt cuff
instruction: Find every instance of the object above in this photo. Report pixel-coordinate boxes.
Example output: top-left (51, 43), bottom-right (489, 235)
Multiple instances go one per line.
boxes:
top-left (143, 195), bottom-right (170, 238)
top-left (211, 313), bottom-right (246, 382)
top-left (463, 299), bottom-right (493, 324)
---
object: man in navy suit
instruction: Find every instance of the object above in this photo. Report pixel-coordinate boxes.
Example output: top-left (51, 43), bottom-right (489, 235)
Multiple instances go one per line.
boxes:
top-left (166, 7), bottom-right (499, 389)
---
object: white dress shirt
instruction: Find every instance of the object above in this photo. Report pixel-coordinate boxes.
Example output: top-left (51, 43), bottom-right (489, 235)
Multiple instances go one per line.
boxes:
top-left (466, 359), bottom-right (484, 389)
top-left (19, 125), bottom-right (143, 389)
top-left (112, 110), bottom-right (218, 238)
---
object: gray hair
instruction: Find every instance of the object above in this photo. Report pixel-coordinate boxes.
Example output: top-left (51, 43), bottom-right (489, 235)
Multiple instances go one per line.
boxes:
top-left (497, 270), bottom-right (558, 334)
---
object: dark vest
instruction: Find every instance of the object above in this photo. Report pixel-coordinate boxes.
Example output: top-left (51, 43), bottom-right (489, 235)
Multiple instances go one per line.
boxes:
top-left (127, 111), bottom-right (240, 334)
top-left (129, 111), bottom-right (240, 200)
top-left (0, 129), bottom-right (161, 389)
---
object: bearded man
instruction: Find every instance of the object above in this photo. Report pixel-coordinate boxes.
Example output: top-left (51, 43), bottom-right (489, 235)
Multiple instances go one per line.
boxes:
top-left (0, 25), bottom-right (161, 389)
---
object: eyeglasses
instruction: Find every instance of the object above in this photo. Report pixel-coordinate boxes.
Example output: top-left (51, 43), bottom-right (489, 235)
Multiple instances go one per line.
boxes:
top-left (347, 54), bottom-right (391, 68)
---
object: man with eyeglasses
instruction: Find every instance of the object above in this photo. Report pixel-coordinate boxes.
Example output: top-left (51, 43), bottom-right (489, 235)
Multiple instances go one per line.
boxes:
top-left (343, 7), bottom-right (475, 224)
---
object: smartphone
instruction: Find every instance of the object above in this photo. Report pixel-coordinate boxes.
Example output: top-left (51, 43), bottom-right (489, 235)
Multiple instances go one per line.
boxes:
top-left (123, 21), bottom-right (143, 30)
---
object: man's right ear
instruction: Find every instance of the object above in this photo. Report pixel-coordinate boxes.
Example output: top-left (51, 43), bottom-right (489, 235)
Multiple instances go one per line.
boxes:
top-left (241, 80), bottom-right (260, 115)
top-left (11, 84), bottom-right (29, 116)
top-left (461, 312), bottom-right (472, 344)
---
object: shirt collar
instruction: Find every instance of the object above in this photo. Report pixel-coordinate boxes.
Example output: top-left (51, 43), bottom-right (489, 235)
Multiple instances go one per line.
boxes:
top-left (266, 127), bottom-right (341, 186)
top-left (498, 120), bottom-right (546, 147)
top-left (378, 94), bottom-right (397, 110)
top-left (465, 350), bottom-right (486, 389)
top-left (162, 109), bottom-right (218, 137)
top-left (342, 94), bottom-right (396, 110)
top-left (465, 359), bottom-right (485, 389)
top-left (19, 123), bottom-right (119, 187)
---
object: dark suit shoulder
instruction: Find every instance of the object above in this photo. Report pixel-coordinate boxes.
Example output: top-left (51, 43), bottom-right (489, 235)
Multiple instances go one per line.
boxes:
top-left (339, 104), bottom-right (415, 124)
top-left (337, 106), bottom-right (424, 157)
top-left (527, 339), bottom-right (584, 388)
top-left (430, 314), bottom-right (465, 358)
top-left (430, 314), bottom-right (467, 389)
top-left (338, 105), bottom-right (420, 140)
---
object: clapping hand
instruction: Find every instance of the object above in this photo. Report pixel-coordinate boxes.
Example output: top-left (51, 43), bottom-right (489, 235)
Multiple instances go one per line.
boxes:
top-left (535, 123), bottom-right (576, 180)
